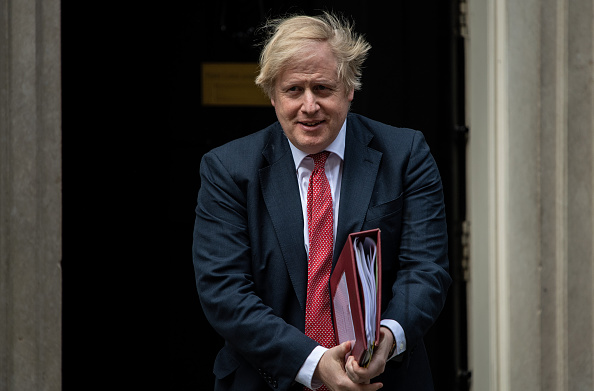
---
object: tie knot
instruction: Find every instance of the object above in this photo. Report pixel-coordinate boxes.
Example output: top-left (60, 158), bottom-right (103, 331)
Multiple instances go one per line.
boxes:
top-left (309, 151), bottom-right (330, 171)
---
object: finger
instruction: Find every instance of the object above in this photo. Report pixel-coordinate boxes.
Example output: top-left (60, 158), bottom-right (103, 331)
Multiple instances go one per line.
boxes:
top-left (361, 382), bottom-right (384, 390)
top-left (339, 340), bottom-right (352, 355)
top-left (334, 340), bottom-right (352, 369)
top-left (348, 355), bottom-right (382, 385)
top-left (345, 355), bottom-right (365, 383)
top-left (344, 356), bottom-right (355, 381)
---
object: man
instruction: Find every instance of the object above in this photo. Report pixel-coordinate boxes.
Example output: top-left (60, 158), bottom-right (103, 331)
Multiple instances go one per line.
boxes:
top-left (193, 12), bottom-right (451, 390)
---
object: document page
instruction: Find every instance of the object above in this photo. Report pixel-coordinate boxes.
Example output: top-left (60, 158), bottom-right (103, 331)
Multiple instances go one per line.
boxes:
top-left (353, 236), bottom-right (378, 364)
top-left (332, 273), bottom-right (357, 347)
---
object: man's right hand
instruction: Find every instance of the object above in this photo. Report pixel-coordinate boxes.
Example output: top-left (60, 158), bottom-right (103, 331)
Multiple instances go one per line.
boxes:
top-left (313, 341), bottom-right (384, 391)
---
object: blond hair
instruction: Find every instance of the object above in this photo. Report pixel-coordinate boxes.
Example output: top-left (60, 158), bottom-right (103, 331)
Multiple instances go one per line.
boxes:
top-left (255, 12), bottom-right (371, 99)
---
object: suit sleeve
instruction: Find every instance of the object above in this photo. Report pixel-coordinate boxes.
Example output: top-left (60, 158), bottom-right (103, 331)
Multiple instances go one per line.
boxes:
top-left (192, 151), bottom-right (317, 389)
top-left (381, 131), bottom-right (452, 351)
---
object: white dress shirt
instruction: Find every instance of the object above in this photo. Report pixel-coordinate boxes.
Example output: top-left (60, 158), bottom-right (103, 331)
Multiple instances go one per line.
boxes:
top-left (287, 119), bottom-right (406, 389)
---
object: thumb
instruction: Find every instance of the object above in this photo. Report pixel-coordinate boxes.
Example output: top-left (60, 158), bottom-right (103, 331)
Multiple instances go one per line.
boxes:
top-left (333, 340), bottom-right (354, 364)
top-left (337, 340), bottom-right (352, 354)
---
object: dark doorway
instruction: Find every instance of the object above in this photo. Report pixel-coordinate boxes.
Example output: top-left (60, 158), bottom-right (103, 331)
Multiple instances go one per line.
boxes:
top-left (61, 1), bottom-right (468, 390)
top-left (166, 1), bottom-right (468, 390)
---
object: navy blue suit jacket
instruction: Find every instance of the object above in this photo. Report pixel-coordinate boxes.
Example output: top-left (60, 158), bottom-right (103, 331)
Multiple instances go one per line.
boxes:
top-left (193, 113), bottom-right (451, 390)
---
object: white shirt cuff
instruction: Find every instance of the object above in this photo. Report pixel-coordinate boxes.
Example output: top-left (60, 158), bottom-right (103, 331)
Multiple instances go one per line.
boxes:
top-left (295, 345), bottom-right (328, 389)
top-left (380, 319), bottom-right (406, 359)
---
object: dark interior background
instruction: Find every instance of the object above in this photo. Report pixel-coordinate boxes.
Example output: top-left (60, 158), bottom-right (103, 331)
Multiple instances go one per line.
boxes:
top-left (62, 1), bottom-right (468, 390)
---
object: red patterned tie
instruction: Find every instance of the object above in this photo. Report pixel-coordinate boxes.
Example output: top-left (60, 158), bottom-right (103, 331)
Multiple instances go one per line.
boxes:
top-left (304, 151), bottom-right (335, 391)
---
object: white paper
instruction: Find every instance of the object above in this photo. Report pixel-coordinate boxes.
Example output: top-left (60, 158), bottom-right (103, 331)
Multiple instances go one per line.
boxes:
top-left (333, 273), bottom-right (356, 346)
top-left (353, 236), bottom-right (378, 357)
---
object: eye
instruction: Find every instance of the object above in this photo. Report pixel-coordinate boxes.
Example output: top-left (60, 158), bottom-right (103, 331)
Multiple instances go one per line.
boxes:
top-left (314, 85), bottom-right (334, 95)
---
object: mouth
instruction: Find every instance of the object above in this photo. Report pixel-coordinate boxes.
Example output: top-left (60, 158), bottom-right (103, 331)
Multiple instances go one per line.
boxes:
top-left (298, 120), bottom-right (325, 128)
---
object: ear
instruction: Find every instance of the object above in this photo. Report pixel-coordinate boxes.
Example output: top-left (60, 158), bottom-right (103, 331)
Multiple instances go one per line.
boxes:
top-left (347, 88), bottom-right (354, 102)
top-left (271, 97), bottom-right (276, 107)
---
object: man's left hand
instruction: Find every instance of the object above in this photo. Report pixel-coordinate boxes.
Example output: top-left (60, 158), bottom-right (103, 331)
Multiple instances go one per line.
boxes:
top-left (344, 326), bottom-right (394, 384)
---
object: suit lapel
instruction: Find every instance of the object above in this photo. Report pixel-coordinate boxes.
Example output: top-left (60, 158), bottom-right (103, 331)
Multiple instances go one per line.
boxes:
top-left (334, 116), bottom-right (383, 265)
top-left (258, 117), bottom-right (383, 308)
top-left (259, 125), bottom-right (308, 312)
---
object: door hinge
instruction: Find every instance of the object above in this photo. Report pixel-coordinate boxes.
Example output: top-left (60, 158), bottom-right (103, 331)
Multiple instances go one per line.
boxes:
top-left (461, 220), bottom-right (470, 282)
top-left (459, 0), bottom-right (468, 39)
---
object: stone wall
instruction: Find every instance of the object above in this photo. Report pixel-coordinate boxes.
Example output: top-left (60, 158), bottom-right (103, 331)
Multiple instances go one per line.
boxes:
top-left (468, 0), bottom-right (594, 389)
top-left (0, 0), bottom-right (62, 390)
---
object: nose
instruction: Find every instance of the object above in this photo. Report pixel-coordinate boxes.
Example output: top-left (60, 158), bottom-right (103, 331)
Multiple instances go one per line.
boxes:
top-left (300, 90), bottom-right (319, 114)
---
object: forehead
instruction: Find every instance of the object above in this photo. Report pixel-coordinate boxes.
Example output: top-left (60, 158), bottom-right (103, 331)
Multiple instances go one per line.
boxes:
top-left (279, 41), bottom-right (338, 81)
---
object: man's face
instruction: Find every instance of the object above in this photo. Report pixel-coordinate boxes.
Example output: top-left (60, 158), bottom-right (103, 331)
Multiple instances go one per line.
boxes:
top-left (271, 41), bottom-right (354, 155)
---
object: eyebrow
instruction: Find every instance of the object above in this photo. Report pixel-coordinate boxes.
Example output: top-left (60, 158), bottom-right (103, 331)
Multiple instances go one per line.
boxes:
top-left (279, 78), bottom-right (338, 87)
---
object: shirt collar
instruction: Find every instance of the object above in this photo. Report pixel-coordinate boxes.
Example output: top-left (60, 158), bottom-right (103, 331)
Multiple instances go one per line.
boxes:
top-left (288, 119), bottom-right (347, 170)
